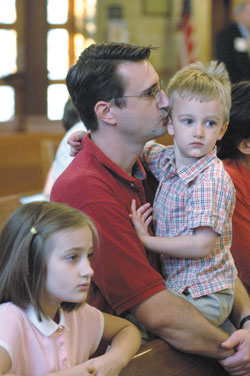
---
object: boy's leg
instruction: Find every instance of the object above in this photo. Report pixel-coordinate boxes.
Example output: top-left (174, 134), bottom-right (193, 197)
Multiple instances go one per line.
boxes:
top-left (170, 288), bottom-right (234, 327)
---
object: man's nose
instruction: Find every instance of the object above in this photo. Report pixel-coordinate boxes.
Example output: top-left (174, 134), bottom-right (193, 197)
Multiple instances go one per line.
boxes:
top-left (158, 90), bottom-right (169, 109)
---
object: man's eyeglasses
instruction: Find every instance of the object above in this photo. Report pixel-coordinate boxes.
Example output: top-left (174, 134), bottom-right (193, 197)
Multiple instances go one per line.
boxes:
top-left (112, 81), bottom-right (164, 101)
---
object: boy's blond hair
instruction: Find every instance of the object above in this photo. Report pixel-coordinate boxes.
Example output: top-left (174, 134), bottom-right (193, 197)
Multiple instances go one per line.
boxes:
top-left (167, 61), bottom-right (231, 123)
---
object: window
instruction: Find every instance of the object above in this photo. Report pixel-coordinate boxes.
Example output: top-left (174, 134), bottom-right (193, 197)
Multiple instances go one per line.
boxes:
top-left (0, 0), bottom-right (96, 129)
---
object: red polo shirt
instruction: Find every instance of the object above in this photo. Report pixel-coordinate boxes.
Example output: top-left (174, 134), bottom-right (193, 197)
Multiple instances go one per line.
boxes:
top-left (51, 135), bottom-right (165, 315)
top-left (223, 159), bottom-right (250, 294)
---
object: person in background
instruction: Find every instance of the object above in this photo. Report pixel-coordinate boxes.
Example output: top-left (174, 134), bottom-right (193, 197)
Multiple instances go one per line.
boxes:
top-left (43, 99), bottom-right (86, 198)
top-left (51, 42), bottom-right (250, 375)
top-left (217, 80), bottom-right (250, 296)
top-left (51, 99), bottom-right (87, 186)
top-left (130, 61), bottom-right (237, 327)
top-left (215, 0), bottom-right (250, 83)
top-left (0, 201), bottom-right (141, 375)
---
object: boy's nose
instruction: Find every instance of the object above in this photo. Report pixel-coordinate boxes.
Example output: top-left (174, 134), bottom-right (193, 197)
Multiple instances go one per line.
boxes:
top-left (193, 123), bottom-right (204, 137)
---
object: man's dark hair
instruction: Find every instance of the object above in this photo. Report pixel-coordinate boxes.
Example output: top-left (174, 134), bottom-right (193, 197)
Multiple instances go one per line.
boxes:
top-left (217, 81), bottom-right (250, 160)
top-left (66, 43), bottom-right (153, 131)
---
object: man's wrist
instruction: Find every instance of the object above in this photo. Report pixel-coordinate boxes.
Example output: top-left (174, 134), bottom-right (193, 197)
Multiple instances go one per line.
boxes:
top-left (239, 315), bottom-right (250, 329)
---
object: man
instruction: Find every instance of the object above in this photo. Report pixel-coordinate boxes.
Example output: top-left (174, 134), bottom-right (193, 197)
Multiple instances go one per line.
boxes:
top-left (51, 43), bottom-right (250, 374)
top-left (215, 0), bottom-right (250, 83)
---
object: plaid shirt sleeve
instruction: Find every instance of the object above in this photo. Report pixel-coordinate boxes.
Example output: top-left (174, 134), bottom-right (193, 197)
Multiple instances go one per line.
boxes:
top-left (142, 142), bottom-right (169, 181)
top-left (188, 165), bottom-right (236, 234)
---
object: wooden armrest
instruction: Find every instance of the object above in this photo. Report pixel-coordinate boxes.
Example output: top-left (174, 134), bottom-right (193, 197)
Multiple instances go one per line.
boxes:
top-left (120, 339), bottom-right (228, 376)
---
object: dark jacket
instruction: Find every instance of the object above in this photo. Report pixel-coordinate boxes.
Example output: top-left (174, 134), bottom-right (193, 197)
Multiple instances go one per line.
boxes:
top-left (215, 22), bottom-right (250, 83)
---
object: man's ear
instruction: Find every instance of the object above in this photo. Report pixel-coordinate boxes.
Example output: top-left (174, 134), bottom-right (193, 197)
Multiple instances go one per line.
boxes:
top-left (217, 121), bottom-right (229, 140)
top-left (237, 139), bottom-right (250, 156)
top-left (94, 101), bottom-right (116, 125)
top-left (167, 117), bottom-right (175, 136)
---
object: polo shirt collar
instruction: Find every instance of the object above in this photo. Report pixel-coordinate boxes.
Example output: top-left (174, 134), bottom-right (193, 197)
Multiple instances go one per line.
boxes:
top-left (82, 134), bottom-right (146, 183)
top-left (26, 306), bottom-right (69, 336)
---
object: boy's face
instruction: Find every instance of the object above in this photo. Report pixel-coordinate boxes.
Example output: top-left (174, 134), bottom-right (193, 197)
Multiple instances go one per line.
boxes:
top-left (167, 96), bottom-right (228, 165)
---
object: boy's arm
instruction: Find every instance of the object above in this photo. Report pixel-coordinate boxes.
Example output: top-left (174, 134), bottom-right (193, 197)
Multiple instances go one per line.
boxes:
top-left (141, 227), bottom-right (218, 259)
top-left (130, 199), bottom-right (217, 258)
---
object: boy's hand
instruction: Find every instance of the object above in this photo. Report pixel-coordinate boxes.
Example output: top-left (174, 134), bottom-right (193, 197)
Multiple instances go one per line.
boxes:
top-left (67, 130), bottom-right (87, 156)
top-left (130, 199), bottom-right (152, 237)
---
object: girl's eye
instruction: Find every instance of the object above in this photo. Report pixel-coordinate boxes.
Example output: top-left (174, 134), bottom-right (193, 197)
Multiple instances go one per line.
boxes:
top-left (66, 254), bottom-right (78, 262)
top-left (88, 252), bottom-right (93, 261)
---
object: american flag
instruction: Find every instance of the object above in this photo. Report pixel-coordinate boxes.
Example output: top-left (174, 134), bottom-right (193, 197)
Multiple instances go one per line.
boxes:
top-left (178, 0), bottom-right (197, 67)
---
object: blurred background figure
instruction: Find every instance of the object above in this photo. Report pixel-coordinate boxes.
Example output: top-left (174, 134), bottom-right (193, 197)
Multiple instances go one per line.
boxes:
top-left (43, 98), bottom-right (86, 198)
top-left (215, 0), bottom-right (250, 83)
top-left (217, 80), bottom-right (250, 295)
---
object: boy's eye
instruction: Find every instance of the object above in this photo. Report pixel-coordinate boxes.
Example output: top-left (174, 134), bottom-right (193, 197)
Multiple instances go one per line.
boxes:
top-left (205, 120), bottom-right (216, 127)
top-left (183, 118), bottom-right (193, 125)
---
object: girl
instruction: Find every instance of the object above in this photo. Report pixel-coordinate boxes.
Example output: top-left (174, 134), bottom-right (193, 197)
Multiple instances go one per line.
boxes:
top-left (0, 201), bottom-right (141, 375)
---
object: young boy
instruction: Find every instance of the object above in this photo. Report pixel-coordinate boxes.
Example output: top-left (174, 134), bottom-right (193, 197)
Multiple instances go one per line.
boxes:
top-left (130, 61), bottom-right (237, 327)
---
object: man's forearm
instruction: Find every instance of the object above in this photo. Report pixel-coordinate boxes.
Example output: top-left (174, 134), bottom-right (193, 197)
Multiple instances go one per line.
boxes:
top-left (132, 289), bottom-right (233, 359)
top-left (230, 277), bottom-right (250, 328)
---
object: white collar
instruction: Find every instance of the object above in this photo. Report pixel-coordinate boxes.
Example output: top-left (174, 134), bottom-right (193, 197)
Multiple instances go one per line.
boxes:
top-left (26, 306), bottom-right (69, 336)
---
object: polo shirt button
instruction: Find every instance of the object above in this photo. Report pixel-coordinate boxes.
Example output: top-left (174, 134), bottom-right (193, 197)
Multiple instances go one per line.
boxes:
top-left (57, 328), bottom-right (62, 335)
top-left (130, 183), bottom-right (135, 187)
top-left (60, 344), bottom-right (64, 351)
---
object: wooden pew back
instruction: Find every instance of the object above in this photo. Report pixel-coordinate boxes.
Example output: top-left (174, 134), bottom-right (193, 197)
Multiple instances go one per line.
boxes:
top-left (120, 339), bottom-right (228, 376)
top-left (0, 132), bottom-right (63, 197)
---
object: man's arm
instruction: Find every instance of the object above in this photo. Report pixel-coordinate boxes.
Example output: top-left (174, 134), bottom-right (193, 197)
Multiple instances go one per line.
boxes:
top-left (131, 289), bottom-right (233, 359)
top-left (218, 278), bottom-right (250, 374)
top-left (83, 194), bottom-right (232, 359)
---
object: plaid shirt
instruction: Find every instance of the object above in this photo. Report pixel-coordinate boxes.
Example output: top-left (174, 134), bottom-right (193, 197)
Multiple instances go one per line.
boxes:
top-left (142, 143), bottom-right (237, 298)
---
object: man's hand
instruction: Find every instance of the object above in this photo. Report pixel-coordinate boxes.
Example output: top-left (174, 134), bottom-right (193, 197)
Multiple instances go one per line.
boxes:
top-left (67, 130), bottom-right (86, 156)
top-left (219, 328), bottom-right (250, 375)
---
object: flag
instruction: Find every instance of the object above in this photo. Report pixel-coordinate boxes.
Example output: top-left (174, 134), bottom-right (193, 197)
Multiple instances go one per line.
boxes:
top-left (177, 0), bottom-right (197, 67)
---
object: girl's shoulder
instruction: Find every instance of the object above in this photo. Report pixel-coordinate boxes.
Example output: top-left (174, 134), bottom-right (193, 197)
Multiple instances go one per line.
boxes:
top-left (66, 303), bottom-right (103, 322)
top-left (64, 304), bottom-right (104, 334)
top-left (0, 302), bottom-right (27, 326)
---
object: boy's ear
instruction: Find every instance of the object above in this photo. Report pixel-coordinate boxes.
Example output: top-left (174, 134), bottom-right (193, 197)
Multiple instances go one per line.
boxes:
top-left (217, 121), bottom-right (229, 140)
top-left (94, 101), bottom-right (116, 126)
top-left (167, 117), bottom-right (175, 136)
top-left (237, 139), bottom-right (250, 156)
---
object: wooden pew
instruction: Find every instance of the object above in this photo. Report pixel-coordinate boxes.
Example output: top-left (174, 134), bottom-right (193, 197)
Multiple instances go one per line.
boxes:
top-left (0, 132), bottom-right (64, 197)
top-left (120, 339), bottom-right (228, 376)
top-left (0, 191), bottom-right (39, 230)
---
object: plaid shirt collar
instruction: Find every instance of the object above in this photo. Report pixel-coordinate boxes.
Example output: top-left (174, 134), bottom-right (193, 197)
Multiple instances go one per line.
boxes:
top-left (166, 147), bottom-right (218, 185)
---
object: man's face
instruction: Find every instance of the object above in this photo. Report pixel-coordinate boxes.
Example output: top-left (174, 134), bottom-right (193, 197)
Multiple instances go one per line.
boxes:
top-left (112, 60), bottom-right (169, 146)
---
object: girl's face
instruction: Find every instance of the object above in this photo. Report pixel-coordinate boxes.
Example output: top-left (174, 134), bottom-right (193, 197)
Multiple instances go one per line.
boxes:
top-left (42, 225), bottom-right (94, 319)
